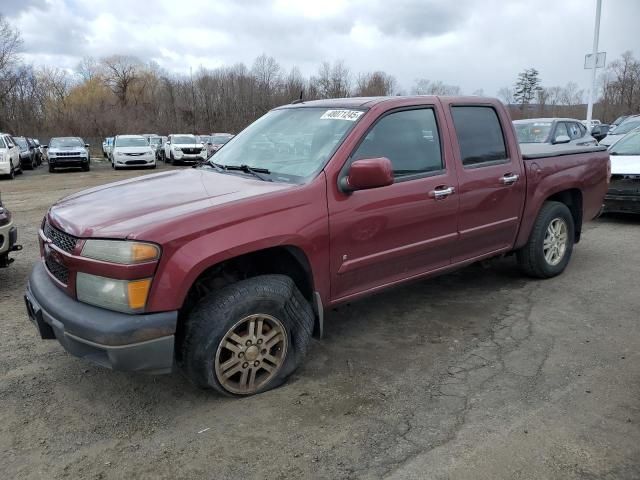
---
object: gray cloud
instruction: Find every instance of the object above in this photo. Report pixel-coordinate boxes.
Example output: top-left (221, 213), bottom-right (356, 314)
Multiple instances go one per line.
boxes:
top-left (0, 0), bottom-right (47, 15)
top-left (6, 0), bottom-right (640, 97)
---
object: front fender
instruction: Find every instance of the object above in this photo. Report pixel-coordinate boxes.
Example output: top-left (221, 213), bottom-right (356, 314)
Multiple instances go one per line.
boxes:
top-left (145, 176), bottom-right (330, 312)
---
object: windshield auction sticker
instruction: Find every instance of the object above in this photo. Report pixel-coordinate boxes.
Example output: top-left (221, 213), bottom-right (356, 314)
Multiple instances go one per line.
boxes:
top-left (320, 109), bottom-right (364, 121)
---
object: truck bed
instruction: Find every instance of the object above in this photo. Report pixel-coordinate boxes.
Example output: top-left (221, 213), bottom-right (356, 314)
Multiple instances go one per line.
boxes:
top-left (520, 144), bottom-right (608, 160)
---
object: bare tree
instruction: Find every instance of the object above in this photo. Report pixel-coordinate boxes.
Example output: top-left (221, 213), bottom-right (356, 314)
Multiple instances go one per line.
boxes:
top-left (497, 87), bottom-right (514, 105)
top-left (354, 71), bottom-right (396, 96)
top-left (411, 78), bottom-right (460, 95)
top-left (102, 55), bottom-right (141, 106)
top-left (315, 60), bottom-right (351, 98)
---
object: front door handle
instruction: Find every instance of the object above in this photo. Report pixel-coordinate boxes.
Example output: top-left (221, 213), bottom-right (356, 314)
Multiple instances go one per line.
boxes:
top-left (500, 173), bottom-right (519, 185)
top-left (429, 186), bottom-right (455, 200)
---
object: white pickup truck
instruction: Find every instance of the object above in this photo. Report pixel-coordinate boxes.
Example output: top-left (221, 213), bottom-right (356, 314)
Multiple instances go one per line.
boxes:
top-left (162, 134), bottom-right (208, 164)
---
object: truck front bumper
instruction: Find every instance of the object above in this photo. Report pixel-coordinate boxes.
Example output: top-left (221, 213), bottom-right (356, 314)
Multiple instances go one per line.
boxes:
top-left (25, 262), bottom-right (178, 374)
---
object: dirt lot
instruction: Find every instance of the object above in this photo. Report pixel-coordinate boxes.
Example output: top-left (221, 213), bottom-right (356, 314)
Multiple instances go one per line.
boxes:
top-left (1, 161), bottom-right (639, 480)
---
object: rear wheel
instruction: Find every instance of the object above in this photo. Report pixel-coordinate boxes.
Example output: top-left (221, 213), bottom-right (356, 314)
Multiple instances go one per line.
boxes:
top-left (180, 275), bottom-right (314, 396)
top-left (48, 165), bottom-right (54, 173)
top-left (517, 201), bottom-right (575, 278)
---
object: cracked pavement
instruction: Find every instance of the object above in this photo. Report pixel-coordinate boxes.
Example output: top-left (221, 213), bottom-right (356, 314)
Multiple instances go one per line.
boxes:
top-left (1, 163), bottom-right (639, 479)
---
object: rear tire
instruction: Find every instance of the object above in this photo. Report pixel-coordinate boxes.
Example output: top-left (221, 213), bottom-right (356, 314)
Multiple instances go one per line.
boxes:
top-left (180, 275), bottom-right (314, 396)
top-left (517, 201), bottom-right (575, 278)
top-left (48, 165), bottom-right (54, 173)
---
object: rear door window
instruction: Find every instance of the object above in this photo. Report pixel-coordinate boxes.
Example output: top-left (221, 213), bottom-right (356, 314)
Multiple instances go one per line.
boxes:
top-left (450, 106), bottom-right (508, 167)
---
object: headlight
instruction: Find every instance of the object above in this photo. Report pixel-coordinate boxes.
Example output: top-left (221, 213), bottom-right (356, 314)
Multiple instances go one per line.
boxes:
top-left (76, 273), bottom-right (152, 313)
top-left (48, 152), bottom-right (56, 157)
top-left (173, 147), bottom-right (182, 152)
top-left (81, 240), bottom-right (160, 264)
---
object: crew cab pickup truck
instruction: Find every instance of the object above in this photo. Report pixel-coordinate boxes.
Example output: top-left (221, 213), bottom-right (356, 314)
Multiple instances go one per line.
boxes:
top-left (24, 96), bottom-right (610, 396)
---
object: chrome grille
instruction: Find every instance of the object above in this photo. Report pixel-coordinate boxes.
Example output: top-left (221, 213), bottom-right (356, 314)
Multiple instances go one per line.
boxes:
top-left (43, 220), bottom-right (78, 253)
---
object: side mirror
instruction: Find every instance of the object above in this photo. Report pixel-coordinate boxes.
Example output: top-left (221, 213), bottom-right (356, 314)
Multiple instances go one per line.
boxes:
top-left (553, 135), bottom-right (571, 144)
top-left (207, 142), bottom-right (213, 145)
top-left (341, 157), bottom-right (394, 192)
top-left (43, 145), bottom-right (48, 149)
top-left (591, 126), bottom-right (602, 135)
top-left (85, 144), bottom-right (90, 148)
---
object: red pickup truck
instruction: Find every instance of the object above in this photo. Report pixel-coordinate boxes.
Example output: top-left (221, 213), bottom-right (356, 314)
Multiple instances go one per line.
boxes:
top-left (25, 96), bottom-right (609, 396)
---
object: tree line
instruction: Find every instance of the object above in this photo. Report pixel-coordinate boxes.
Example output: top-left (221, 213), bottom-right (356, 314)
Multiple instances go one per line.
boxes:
top-left (0, 14), bottom-right (638, 144)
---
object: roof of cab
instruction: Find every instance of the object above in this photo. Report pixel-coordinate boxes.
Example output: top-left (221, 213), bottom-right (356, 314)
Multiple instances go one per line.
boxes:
top-left (278, 95), bottom-right (498, 110)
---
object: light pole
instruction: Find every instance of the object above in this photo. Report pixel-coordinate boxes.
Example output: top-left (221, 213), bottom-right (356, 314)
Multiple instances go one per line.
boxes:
top-left (586, 0), bottom-right (602, 126)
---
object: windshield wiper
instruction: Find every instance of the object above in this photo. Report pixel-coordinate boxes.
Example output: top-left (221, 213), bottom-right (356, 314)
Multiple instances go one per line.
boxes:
top-left (217, 164), bottom-right (272, 182)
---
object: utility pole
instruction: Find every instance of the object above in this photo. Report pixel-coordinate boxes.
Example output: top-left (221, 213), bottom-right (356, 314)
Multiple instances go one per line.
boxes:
top-left (586, 0), bottom-right (602, 126)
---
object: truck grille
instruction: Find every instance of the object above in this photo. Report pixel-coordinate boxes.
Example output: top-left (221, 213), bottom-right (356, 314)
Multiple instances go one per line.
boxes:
top-left (43, 220), bottom-right (78, 253)
top-left (45, 256), bottom-right (69, 284)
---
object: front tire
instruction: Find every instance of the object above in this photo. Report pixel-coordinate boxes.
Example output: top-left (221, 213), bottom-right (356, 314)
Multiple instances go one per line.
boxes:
top-left (517, 201), bottom-right (575, 278)
top-left (180, 275), bottom-right (314, 396)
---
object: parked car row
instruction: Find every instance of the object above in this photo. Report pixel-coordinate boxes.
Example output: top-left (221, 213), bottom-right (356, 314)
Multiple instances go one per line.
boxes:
top-left (101, 132), bottom-right (235, 167)
top-left (0, 133), bottom-right (46, 179)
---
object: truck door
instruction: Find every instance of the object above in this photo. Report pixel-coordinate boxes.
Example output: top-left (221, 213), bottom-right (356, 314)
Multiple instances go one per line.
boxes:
top-left (328, 105), bottom-right (460, 302)
top-left (445, 104), bottom-right (526, 263)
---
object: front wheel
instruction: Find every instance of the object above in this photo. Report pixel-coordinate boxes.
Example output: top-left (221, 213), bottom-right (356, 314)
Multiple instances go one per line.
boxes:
top-left (517, 201), bottom-right (575, 278)
top-left (180, 275), bottom-right (314, 396)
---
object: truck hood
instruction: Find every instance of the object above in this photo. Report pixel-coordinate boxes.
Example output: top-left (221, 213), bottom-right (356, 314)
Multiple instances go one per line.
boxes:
top-left (48, 169), bottom-right (293, 239)
top-left (610, 154), bottom-right (640, 175)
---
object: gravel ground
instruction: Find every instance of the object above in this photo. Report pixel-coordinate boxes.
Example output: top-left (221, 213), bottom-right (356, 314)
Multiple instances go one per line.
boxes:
top-left (1, 161), bottom-right (639, 479)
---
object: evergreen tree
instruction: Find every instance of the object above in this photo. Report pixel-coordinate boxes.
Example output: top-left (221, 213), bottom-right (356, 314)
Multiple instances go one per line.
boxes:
top-left (514, 68), bottom-right (542, 110)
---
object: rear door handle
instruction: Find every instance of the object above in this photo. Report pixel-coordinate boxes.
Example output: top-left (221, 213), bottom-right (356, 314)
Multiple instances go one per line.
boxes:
top-left (429, 186), bottom-right (455, 200)
top-left (500, 173), bottom-right (519, 185)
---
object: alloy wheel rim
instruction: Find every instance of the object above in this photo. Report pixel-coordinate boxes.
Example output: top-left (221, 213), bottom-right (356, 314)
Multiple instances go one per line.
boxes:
top-left (214, 314), bottom-right (288, 395)
top-left (543, 218), bottom-right (568, 266)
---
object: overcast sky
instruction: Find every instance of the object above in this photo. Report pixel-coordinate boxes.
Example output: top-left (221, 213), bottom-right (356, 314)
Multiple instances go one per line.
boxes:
top-left (4, 0), bottom-right (640, 96)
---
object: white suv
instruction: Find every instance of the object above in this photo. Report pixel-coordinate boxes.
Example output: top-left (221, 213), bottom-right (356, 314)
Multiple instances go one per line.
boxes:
top-left (162, 134), bottom-right (207, 164)
top-left (0, 133), bottom-right (22, 180)
top-left (111, 135), bottom-right (157, 170)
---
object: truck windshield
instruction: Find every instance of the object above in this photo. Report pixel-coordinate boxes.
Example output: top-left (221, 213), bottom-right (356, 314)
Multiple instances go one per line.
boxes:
top-left (117, 137), bottom-right (148, 147)
top-left (210, 107), bottom-right (363, 182)
top-left (513, 122), bottom-right (552, 143)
